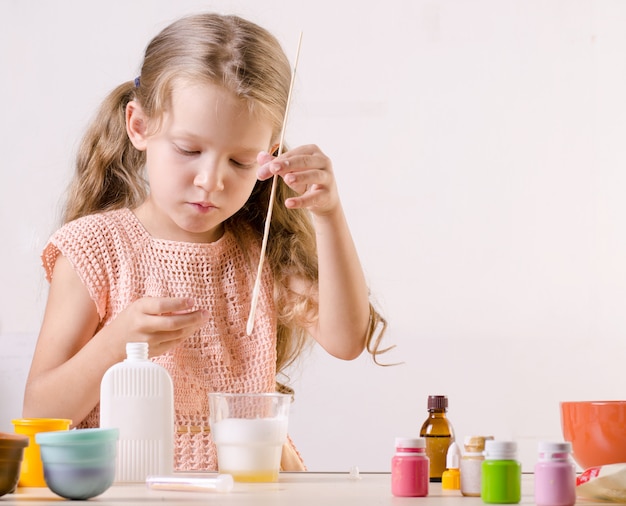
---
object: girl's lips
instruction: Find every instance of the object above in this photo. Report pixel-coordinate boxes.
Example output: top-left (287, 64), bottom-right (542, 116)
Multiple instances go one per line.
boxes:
top-left (189, 202), bottom-right (216, 213)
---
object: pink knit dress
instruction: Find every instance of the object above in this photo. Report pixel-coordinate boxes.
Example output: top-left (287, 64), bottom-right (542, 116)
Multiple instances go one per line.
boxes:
top-left (41, 208), bottom-right (299, 471)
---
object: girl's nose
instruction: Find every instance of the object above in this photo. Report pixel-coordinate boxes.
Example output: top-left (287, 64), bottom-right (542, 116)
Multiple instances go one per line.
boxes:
top-left (194, 161), bottom-right (224, 192)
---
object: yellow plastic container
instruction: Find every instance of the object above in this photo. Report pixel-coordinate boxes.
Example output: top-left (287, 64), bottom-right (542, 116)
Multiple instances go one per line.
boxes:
top-left (12, 418), bottom-right (72, 487)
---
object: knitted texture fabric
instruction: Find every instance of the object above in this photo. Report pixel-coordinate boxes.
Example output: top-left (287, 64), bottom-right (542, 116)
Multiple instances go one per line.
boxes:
top-left (42, 208), bottom-right (280, 471)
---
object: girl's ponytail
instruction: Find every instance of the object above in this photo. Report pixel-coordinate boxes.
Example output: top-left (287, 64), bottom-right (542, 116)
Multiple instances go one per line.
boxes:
top-left (63, 81), bottom-right (147, 224)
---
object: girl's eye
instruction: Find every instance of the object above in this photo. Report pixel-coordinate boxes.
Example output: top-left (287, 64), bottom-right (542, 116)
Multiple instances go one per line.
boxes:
top-left (175, 144), bottom-right (200, 156)
top-left (231, 159), bottom-right (255, 169)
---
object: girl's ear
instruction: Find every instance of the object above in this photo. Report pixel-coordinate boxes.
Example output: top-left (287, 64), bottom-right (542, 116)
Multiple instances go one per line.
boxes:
top-left (126, 100), bottom-right (148, 151)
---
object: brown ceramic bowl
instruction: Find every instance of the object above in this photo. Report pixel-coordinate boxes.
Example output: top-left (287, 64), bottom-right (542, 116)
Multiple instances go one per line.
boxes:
top-left (561, 400), bottom-right (626, 469)
top-left (0, 432), bottom-right (29, 497)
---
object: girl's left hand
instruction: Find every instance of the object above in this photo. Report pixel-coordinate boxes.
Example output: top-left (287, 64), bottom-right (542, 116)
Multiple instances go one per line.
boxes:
top-left (257, 144), bottom-right (339, 217)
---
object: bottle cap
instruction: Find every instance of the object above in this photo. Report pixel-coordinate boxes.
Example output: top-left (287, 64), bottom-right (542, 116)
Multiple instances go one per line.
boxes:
top-left (395, 437), bottom-right (426, 449)
top-left (537, 441), bottom-right (571, 459)
top-left (446, 441), bottom-right (461, 468)
top-left (463, 435), bottom-right (487, 453)
top-left (427, 395), bottom-right (448, 411)
top-left (484, 440), bottom-right (517, 460)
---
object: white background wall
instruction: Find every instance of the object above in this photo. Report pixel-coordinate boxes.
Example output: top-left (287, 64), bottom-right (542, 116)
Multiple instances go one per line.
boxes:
top-left (2, 0), bottom-right (626, 473)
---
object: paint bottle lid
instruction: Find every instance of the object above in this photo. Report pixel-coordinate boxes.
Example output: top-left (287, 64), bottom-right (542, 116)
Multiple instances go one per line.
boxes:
top-left (395, 437), bottom-right (426, 450)
top-left (537, 441), bottom-right (571, 460)
top-left (463, 435), bottom-right (486, 453)
top-left (484, 440), bottom-right (517, 460)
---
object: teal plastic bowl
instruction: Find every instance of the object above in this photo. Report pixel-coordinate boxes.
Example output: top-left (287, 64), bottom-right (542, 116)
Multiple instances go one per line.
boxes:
top-left (36, 428), bottom-right (118, 500)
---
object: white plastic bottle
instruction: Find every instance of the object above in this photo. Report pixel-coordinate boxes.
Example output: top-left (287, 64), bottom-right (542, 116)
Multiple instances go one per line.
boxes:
top-left (100, 342), bottom-right (174, 482)
top-left (460, 435), bottom-right (489, 496)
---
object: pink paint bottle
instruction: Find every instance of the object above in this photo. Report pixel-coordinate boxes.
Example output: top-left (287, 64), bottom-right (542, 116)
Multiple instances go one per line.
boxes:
top-left (391, 437), bottom-right (429, 497)
top-left (534, 442), bottom-right (576, 506)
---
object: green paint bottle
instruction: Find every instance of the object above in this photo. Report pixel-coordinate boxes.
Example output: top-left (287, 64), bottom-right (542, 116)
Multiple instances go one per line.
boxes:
top-left (481, 440), bottom-right (521, 504)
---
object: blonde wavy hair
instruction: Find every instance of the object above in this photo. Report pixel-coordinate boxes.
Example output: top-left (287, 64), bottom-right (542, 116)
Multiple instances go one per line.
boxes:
top-left (62, 13), bottom-right (390, 389)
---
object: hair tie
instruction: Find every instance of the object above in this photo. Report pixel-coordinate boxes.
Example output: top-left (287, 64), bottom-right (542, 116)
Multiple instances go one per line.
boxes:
top-left (134, 76), bottom-right (141, 88)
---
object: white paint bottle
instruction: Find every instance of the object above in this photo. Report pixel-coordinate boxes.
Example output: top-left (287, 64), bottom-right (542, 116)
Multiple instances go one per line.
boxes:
top-left (460, 435), bottom-right (490, 497)
top-left (100, 342), bottom-right (174, 482)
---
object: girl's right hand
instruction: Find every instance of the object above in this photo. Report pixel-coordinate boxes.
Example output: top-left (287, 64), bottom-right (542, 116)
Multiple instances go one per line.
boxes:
top-left (109, 297), bottom-right (210, 357)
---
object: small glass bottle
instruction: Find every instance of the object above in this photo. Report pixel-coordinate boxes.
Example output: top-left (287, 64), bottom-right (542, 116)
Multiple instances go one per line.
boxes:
top-left (419, 395), bottom-right (455, 482)
top-left (481, 440), bottom-right (521, 504)
top-left (391, 437), bottom-right (429, 497)
top-left (460, 435), bottom-right (489, 497)
top-left (534, 441), bottom-right (576, 506)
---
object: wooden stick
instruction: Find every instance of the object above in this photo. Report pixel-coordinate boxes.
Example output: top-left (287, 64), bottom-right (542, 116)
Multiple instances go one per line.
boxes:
top-left (246, 32), bottom-right (303, 336)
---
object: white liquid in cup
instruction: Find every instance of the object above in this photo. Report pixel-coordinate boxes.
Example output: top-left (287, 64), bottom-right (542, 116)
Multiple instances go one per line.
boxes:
top-left (212, 417), bottom-right (287, 482)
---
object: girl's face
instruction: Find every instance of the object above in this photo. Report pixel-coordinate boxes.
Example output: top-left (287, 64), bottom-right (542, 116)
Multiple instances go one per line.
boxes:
top-left (128, 82), bottom-right (274, 243)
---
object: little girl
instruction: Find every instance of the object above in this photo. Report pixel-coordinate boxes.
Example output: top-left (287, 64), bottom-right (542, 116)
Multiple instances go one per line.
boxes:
top-left (23, 12), bottom-right (387, 471)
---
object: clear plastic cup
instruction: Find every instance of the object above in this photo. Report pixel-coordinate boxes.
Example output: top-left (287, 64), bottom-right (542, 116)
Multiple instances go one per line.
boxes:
top-left (12, 418), bottom-right (72, 487)
top-left (208, 393), bottom-right (290, 483)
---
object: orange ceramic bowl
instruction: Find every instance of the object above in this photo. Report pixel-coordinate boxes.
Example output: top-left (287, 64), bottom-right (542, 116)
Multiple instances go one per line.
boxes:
top-left (561, 401), bottom-right (626, 469)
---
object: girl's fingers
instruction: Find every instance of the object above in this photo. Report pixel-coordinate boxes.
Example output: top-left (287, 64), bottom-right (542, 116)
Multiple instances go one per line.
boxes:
top-left (257, 150), bottom-right (275, 165)
top-left (283, 169), bottom-right (329, 191)
top-left (256, 144), bottom-right (339, 214)
top-left (138, 297), bottom-right (195, 316)
top-left (140, 310), bottom-right (209, 354)
top-left (131, 297), bottom-right (209, 334)
top-left (146, 308), bottom-right (210, 331)
top-left (284, 187), bottom-right (323, 209)
top-left (256, 151), bottom-right (277, 180)
top-left (257, 145), bottom-right (330, 180)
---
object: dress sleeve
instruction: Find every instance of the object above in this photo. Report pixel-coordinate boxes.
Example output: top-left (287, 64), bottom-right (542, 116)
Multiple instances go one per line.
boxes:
top-left (41, 218), bottom-right (111, 320)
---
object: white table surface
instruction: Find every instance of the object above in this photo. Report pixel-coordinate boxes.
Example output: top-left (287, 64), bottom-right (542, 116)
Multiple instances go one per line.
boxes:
top-left (0, 473), bottom-right (607, 505)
